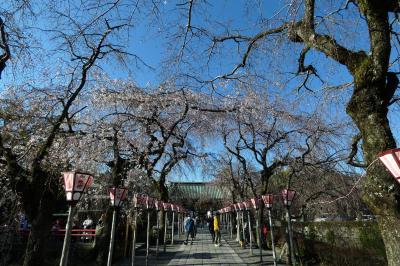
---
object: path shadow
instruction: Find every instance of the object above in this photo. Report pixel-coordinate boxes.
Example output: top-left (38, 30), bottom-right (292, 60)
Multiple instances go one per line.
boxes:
top-left (192, 252), bottom-right (212, 259)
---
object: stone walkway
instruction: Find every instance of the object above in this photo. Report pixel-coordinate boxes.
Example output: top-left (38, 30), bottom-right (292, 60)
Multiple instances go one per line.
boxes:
top-left (166, 231), bottom-right (244, 265)
top-left (115, 228), bottom-right (282, 265)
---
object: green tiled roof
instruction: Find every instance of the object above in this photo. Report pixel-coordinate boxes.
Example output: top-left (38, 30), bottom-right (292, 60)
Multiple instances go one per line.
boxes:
top-left (168, 182), bottom-right (230, 201)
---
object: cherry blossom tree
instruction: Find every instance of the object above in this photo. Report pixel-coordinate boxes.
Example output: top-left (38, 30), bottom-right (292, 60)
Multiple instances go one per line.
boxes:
top-left (163, 1), bottom-right (400, 262)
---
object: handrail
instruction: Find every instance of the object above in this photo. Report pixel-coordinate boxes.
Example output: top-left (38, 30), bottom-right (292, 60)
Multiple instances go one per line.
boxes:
top-left (18, 228), bottom-right (96, 237)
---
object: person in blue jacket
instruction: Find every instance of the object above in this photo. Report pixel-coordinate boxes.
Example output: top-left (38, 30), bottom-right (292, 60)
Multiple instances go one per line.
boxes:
top-left (184, 213), bottom-right (195, 245)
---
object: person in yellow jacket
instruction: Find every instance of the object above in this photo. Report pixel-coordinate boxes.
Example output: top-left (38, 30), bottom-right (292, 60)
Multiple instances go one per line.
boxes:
top-left (213, 212), bottom-right (221, 246)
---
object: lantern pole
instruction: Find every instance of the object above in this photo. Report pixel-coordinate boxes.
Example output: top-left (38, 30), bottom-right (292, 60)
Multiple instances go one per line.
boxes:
top-left (155, 201), bottom-right (161, 263)
top-left (241, 209), bottom-right (246, 246)
top-left (286, 206), bottom-right (295, 265)
top-left (107, 207), bottom-right (117, 266)
top-left (131, 207), bottom-right (138, 266)
top-left (268, 207), bottom-right (277, 266)
top-left (163, 206), bottom-right (168, 253)
top-left (59, 171), bottom-right (93, 266)
top-left (256, 208), bottom-right (262, 262)
top-left (254, 201), bottom-right (262, 263)
top-left (282, 189), bottom-right (296, 265)
top-left (145, 208), bottom-right (151, 266)
top-left (177, 211), bottom-right (180, 239)
top-left (230, 211), bottom-right (233, 239)
top-left (235, 208), bottom-right (240, 242)
top-left (225, 212), bottom-right (228, 231)
top-left (59, 205), bottom-right (75, 266)
top-left (107, 187), bottom-right (127, 266)
top-left (171, 208), bottom-right (175, 245)
top-left (247, 206), bottom-right (253, 255)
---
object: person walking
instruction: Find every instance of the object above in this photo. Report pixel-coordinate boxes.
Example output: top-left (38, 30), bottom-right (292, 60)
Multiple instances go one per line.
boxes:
top-left (207, 211), bottom-right (215, 242)
top-left (82, 215), bottom-right (94, 242)
top-left (214, 212), bottom-right (221, 247)
top-left (184, 213), bottom-right (195, 245)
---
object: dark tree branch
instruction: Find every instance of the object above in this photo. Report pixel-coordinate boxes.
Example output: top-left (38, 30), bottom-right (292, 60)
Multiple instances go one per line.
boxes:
top-left (347, 133), bottom-right (367, 168)
top-left (0, 17), bottom-right (11, 79)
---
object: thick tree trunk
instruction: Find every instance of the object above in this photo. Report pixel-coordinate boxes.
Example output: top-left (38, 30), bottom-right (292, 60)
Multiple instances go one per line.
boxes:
top-left (21, 170), bottom-right (61, 266)
top-left (22, 188), bottom-right (58, 266)
top-left (347, 76), bottom-right (400, 265)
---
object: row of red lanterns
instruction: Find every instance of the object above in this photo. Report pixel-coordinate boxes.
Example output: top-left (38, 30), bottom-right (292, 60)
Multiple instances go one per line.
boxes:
top-left (60, 171), bottom-right (188, 266)
top-left (217, 189), bottom-right (297, 214)
top-left (133, 194), bottom-right (187, 213)
top-left (62, 171), bottom-right (187, 212)
top-left (62, 147), bottom-right (400, 209)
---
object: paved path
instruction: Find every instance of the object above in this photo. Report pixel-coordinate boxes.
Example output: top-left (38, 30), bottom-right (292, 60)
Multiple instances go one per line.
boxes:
top-left (115, 228), bottom-right (282, 265)
top-left (166, 231), bottom-right (244, 265)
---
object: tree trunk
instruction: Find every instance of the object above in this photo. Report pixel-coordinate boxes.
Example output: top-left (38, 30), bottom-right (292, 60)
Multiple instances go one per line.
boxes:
top-left (95, 208), bottom-right (113, 265)
top-left (22, 171), bottom-right (61, 266)
top-left (23, 188), bottom-right (58, 266)
top-left (347, 72), bottom-right (400, 265)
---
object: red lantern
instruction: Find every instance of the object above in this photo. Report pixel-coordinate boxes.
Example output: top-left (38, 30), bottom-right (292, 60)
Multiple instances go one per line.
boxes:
top-left (250, 198), bottom-right (261, 209)
top-left (109, 187), bottom-right (128, 207)
top-left (243, 201), bottom-right (251, 210)
top-left (146, 196), bottom-right (155, 209)
top-left (155, 200), bottom-right (162, 211)
top-left (62, 171), bottom-right (93, 203)
top-left (378, 148), bottom-right (400, 183)
top-left (262, 194), bottom-right (274, 209)
top-left (162, 202), bottom-right (171, 211)
top-left (133, 193), bottom-right (147, 208)
top-left (281, 189), bottom-right (296, 207)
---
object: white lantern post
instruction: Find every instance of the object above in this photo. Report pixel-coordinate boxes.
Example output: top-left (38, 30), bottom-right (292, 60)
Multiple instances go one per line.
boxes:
top-left (282, 189), bottom-right (296, 265)
top-left (162, 202), bottom-right (170, 253)
top-left (145, 196), bottom-right (154, 266)
top-left (171, 204), bottom-right (177, 245)
top-left (238, 202), bottom-right (246, 245)
top-left (233, 204), bottom-right (240, 242)
top-left (59, 171), bottom-right (93, 266)
top-left (131, 194), bottom-right (146, 266)
top-left (243, 200), bottom-right (253, 255)
top-left (155, 200), bottom-right (162, 260)
top-left (176, 206), bottom-right (181, 239)
top-left (251, 197), bottom-right (263, 262)
top-left (224, 208), bottom-right (228, 230)
top-left (262, 194), bottom-right (277, 266)
top-left (107, 187), bottom-right (128, 266)
top-left (228, 206), bottom-right (233, 239)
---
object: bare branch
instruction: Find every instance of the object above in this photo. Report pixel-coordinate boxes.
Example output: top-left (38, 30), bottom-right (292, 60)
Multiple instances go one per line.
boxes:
top-left (347, 133), bottom-right (367, 168)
